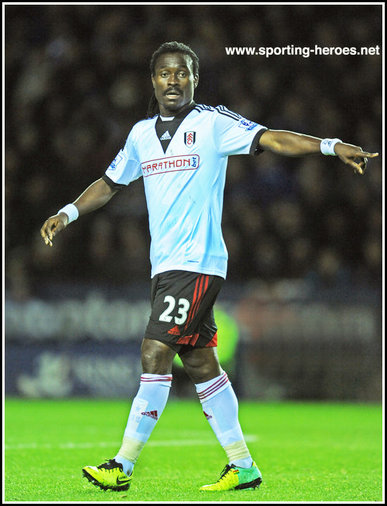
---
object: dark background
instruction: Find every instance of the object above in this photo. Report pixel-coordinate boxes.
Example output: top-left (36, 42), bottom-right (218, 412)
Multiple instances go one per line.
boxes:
top-left (5, 4), bottom-right (382, 294)
top-left (4, 4), bottom-right (383, 401)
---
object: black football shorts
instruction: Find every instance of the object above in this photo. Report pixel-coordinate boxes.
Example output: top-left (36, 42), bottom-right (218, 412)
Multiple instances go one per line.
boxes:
top-left (144, 270), bottom-right (224, 354)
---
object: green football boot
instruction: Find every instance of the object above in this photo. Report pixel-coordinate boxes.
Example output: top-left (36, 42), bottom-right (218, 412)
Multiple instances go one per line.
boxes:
top-left (82, 459), bottom-right (131, 491)
top-left (200, 461), bottom-right (262, 491)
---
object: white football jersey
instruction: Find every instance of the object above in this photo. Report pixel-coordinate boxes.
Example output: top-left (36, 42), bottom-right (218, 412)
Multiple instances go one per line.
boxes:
top-left (104, 104), bottom-right (267, 279)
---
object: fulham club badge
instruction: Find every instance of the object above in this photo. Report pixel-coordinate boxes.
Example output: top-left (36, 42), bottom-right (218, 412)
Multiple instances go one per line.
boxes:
top-left (184, 131), bottom-right (196, 147)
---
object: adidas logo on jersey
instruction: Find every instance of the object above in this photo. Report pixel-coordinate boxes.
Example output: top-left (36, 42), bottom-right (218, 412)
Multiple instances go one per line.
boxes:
top-left (141, 410), bottom-right (158, 420)
top-left (160, 130), bottom-right (171, 141)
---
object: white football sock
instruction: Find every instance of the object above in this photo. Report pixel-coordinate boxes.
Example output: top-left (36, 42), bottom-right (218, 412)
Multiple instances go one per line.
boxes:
top-left (115, 373), bottom-right (172, 476)
top-left (196, 370), bottom-right (253, 468)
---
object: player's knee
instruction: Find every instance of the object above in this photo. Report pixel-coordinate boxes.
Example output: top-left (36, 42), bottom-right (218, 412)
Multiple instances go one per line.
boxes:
top-left (184, 362), bottom-right (221, 384)
top-left (180, 349), bottom-right (222, 383)
top-left (141, 338), bottom-right (175, 374)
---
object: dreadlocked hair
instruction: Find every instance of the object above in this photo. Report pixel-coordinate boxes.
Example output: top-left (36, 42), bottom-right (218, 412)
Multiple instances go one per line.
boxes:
top-left (146, 93), bottom-right (159, 119)
top-left (146, 41), bottom-right (200, 118)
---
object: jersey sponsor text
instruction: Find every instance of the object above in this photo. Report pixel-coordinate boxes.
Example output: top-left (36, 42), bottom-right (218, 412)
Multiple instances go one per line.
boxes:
top-left (141, 154), bottom-right (200, 177)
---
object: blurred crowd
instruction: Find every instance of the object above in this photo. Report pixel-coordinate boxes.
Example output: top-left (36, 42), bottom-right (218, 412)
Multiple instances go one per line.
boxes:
top-left (5, 4), bottom-right (382, 299)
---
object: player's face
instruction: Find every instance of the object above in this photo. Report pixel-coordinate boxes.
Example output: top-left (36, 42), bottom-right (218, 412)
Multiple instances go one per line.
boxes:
top-left (152, 52), bottom-right (199, 116)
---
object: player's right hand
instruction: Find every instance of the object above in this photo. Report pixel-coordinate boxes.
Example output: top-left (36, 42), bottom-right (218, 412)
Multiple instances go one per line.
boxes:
top-left (40, 213), bottom-right (69, 247)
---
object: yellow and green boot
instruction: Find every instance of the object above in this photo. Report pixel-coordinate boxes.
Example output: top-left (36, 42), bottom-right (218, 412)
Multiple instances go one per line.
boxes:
top-left (200, 461), bottom-right (262, 491)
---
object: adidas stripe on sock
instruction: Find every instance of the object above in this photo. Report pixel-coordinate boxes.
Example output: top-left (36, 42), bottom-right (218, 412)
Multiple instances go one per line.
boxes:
top-left (115, 373), bottom-right (172, 476)
top-left (195, 371), bottom-right (253, 469)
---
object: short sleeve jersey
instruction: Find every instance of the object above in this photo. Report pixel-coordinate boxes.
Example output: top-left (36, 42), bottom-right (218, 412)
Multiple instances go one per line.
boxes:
top-left (104, 104), bottom-right (267, 279)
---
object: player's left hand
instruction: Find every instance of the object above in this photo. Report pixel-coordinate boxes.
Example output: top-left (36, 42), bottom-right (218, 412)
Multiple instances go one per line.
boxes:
top-left (334, 143), bottom-right (379, 175)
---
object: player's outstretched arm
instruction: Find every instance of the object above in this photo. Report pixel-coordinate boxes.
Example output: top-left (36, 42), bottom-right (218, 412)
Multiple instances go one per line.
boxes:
top-left (40, 177), bottom-right (118, 247)
top-left (258, 129), bottom-right (379, 175)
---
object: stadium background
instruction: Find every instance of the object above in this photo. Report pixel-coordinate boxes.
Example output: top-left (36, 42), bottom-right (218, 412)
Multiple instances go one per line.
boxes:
top-left (5, 4), bottom-right (382, 402)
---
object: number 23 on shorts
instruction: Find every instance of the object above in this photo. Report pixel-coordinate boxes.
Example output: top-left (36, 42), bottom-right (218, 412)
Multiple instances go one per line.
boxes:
top-left (159, 296), bottom-right (190, 325)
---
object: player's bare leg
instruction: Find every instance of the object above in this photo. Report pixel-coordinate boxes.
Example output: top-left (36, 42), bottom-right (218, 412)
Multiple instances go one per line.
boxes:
top-left (179, 345), bottom-right (221, 383)
top-left (141, 338), bottom-right (176, 374)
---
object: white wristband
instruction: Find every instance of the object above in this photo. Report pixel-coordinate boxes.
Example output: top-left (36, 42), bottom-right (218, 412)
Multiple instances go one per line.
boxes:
top-left (57, 203), bottom-right (79, 223)
top-left (320, 138), bottom-right (342, 156)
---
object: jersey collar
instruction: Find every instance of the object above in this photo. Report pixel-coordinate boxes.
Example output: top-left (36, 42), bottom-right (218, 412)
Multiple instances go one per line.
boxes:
top-left (157, 101), bottom-right (197, 121)
top-left (155, 102), bottom-right (197, 153)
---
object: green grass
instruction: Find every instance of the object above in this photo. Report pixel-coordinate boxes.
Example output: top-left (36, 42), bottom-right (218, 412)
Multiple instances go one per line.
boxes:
top-left (4, 399), bottom-right (383, 502)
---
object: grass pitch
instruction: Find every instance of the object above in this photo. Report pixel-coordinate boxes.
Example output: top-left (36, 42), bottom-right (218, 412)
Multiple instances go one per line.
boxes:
top-left (4, 398), bottom-right (383, 502)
